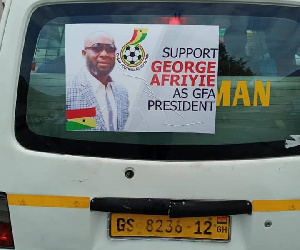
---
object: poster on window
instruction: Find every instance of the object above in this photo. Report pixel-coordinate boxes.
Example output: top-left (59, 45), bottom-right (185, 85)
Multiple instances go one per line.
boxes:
top-left (65, 24), bottom-right (219, 133)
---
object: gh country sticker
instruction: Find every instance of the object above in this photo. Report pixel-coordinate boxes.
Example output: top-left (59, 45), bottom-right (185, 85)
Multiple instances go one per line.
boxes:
top-left (66, 107), bottom-right (96, 131)
top-left (217, 217), bottom-right (228, 224)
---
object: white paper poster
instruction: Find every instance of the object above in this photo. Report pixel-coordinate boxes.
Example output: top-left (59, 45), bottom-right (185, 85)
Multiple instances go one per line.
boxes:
top-left (66, 24), bottom-right (219, 133)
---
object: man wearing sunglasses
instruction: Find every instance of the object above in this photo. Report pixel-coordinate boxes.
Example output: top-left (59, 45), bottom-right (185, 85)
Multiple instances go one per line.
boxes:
top-left (67, 31), bottom-right (129, 131)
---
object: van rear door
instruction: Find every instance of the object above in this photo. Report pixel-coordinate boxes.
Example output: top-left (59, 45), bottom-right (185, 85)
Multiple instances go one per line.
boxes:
top-left (0, 1), bottom-right (300, 250)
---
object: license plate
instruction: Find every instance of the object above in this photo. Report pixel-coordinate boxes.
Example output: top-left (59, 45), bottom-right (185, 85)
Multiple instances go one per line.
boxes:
top-left (110, 213), bottom-right (230, 241)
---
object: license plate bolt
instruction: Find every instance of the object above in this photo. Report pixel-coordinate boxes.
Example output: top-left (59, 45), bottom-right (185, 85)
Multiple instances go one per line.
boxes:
top-left (264, 220), bottom-right (272, 227)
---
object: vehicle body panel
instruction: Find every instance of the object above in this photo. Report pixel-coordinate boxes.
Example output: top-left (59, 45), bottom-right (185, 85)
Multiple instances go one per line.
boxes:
top-left (0, 0), bottom-right (299, 249)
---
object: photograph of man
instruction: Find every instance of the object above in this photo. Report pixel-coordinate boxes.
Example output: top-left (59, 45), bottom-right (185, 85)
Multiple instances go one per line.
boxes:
top-left (66, 31), bottom-right (129, 131)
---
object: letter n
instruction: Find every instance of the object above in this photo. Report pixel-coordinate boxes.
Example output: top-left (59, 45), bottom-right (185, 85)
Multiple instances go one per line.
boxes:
top-left (253, 81), bottom-right (270, 106)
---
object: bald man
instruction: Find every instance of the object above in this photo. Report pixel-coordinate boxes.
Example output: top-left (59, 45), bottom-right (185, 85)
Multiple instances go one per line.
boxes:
top-left (66, 31), bottom-right (129, 131)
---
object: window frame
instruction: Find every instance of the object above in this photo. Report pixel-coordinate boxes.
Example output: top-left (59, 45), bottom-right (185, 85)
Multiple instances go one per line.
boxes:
top-left (15, 2), bottom-right (300, 160)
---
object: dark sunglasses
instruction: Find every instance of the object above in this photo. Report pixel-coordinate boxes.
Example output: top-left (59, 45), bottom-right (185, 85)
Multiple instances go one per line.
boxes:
top-left (85, 43), bottom-right (117, 54)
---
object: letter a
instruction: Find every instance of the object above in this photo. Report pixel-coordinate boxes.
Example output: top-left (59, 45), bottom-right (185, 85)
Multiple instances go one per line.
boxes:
top-left (173, 88), bottom-right (181, 98)
top-left (150, 74), bottom-right (161, 86)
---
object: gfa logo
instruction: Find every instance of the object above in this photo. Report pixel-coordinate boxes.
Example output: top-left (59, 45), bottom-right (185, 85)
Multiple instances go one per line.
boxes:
top-left (117, 28), bottom-right (149, 71)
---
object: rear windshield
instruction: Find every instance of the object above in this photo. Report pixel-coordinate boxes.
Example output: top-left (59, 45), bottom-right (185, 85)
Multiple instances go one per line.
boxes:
top-left (15, 2), bottom-right (300, 160)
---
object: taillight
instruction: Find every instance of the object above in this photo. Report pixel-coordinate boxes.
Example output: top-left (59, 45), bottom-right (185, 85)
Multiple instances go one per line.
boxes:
top-left (0, 193), bottom-right (14, 248)
top-left (153, 16), bottom-right (195, 25)
top-left (0, 223), bottom-right (14, 248)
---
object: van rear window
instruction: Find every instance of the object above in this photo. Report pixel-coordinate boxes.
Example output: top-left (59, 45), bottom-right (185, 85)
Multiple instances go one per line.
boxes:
top-left (15, 2), bottom-right (300, 160)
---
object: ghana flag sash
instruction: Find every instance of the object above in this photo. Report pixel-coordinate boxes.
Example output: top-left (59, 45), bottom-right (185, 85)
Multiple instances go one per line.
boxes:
top-left (66, 107), bottom-right (96, 131)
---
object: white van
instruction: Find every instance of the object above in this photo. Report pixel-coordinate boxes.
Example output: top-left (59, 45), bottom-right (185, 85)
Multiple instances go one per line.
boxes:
top-left (0, 0), bottom-right (300, 249)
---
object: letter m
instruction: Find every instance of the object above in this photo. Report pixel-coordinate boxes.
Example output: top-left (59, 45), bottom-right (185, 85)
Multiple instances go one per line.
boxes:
top-left (217, 80), bottom-right (231, 106)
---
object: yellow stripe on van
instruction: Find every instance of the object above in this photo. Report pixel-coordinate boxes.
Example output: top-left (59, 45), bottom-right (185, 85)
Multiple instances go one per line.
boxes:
top-left (7, 194), bottom-right (90, 209)
top-left (253, 200), bottom-right (300, 212)
top-left (6, 195), bottom-right (300, 212)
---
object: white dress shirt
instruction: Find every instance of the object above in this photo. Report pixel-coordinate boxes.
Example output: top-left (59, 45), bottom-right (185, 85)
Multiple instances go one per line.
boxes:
top-left (87, 71), bottom-right (118, 131)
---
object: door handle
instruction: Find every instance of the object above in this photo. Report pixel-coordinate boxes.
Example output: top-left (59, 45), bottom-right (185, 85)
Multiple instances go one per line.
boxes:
top-left (90, 197), bottom-right (170, 215)
top-left (90, 198), bottom-right (252, 217)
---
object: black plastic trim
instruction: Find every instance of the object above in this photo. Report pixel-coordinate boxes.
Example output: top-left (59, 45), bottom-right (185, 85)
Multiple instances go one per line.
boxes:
top-left (90, 197), bottom-right (252, 217)
top-left (169, 200), bottom-right (252, 217)
top-left (90, 198), bottom-right (170, 215)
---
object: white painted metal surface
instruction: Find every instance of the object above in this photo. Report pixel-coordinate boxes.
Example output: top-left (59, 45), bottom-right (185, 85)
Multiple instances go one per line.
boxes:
top-left (0, 0), bottom-right (299, 249)
top-left (0, 1), bottom-right (3, 20)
